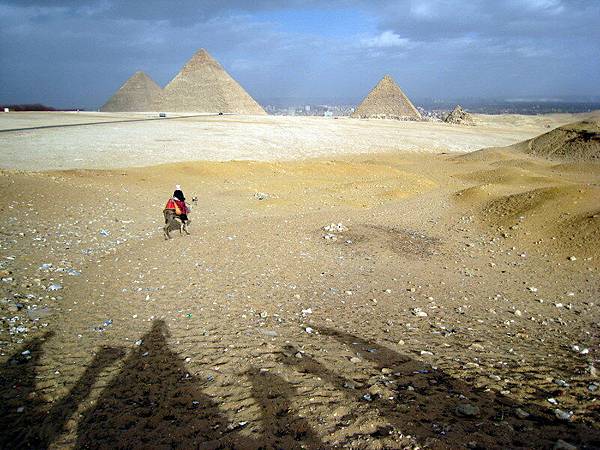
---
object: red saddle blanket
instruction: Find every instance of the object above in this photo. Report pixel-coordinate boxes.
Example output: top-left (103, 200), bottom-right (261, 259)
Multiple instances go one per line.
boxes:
top-left (165, 198), bottom-right (188, 215)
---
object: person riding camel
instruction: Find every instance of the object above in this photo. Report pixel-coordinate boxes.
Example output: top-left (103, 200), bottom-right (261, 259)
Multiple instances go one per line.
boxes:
top-left (165, 184), bottom-right (189, 224)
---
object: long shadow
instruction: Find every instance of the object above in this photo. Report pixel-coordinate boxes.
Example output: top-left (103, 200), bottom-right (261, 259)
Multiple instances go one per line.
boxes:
top-left (246, 368), bottom-right (328, 450)
top-left (0, 332), bottom-right (125, 449)
top-left (1, 321), bottom-right (330, 449)
top-left (0, 332), bottom-right (54, 448)
top-left (279, 326), bottom-right (600, 449)
top-left (75, 320), bottom-right (231, 449)
top-left (75, 320), bottom-right (330, 449)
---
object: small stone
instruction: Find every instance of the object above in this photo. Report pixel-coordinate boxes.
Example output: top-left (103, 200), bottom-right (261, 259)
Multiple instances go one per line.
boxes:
top-left (515, 408), bottom-right (530, 419)
top-left (456, 404), bottom-right (480, 417)
top-left (294, 352), bottom-right (303, 359)
top-left (350, 357), bottom-right (361, 364)
top-left (568, 256), bottom-right (577, 261)
top-left (48, 283), bottom-right (62, 291)
top-left (185, 357), bottom-right (191, 363)
top-left (305, 327), bottom-right (314, 334)
top-left (514, 309), bottom-right (522, 317)
top-left (260, 329), bottom-right (278, 337)
top-left (554, 409), bottom-right (573, 421)
top-left (259, 311), bottom-right (268, 318)
top-left (17, 406), bottom-right (25, 413)
top-left (412, 308), bottom-right (428, 317)
top-left (528, 287), bottom-right (538, 292)
top-left (381, 368), bottom-right (393, 375)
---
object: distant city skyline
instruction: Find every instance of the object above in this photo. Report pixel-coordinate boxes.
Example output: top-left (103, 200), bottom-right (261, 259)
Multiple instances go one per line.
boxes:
top-left (1, 0), bottom-right (599, 110)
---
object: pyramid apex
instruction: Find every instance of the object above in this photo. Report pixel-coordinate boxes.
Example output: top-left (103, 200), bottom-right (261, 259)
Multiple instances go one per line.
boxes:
top-left (132, 70), bottom-right (149, 78)
top-left (351, 74), bottom-right (421, 120)
top-left (190, 48), bottom-right (217, 62)
top-left (100, 70), bottom-right (163, 112)
top-left (162, 48), bottom-right (266, 114)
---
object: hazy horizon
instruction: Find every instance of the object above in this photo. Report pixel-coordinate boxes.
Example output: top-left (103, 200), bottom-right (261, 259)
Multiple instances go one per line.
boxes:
top-left (1, 1), bottom-right (600, 110)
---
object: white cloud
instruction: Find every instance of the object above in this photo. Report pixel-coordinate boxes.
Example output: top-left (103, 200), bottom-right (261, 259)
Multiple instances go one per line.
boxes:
top-left (361, 30), bottom-right (413, 48)
top-left (521, 0), bottom-right (564, 14)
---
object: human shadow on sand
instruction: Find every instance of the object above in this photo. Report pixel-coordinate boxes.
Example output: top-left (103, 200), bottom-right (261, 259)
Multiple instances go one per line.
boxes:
top-left (75, 320), bottom-right (329, 450)
top-left (0, 332), bottom-right (124, 449)
top-left (4, 322), bottom-right (599, 449)
top-left (278, 326), bottom-right (600, 449)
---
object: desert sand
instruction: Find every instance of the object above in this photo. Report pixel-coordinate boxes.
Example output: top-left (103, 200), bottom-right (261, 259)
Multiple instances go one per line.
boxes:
top-left (0, 112), bottom-right (580, 170)
top-left (1, 112), bottom-right (599, 449)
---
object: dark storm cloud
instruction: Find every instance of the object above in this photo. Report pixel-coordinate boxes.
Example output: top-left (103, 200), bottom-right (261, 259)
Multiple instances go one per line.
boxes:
top-left (0, 0), bottom-right (599, 108)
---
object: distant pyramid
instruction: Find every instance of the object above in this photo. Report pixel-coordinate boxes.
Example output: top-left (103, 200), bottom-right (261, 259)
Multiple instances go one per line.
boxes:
top-left (444, 105), bottom-right (475, 125)
top-left (161, 49), bottom-right (266, 115)
top-left (351, 75), bottom-right (421, 120)
top-left (101, 71), bottom-right (163, 112)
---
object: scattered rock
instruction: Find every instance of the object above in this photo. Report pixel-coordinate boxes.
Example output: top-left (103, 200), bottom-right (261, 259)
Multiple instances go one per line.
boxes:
top-left (554, 409), bottom-right (573, 421)
top-left (455, 404), bottom-right (480, 417)
top-left (412, 308), bottom-right (428, 317)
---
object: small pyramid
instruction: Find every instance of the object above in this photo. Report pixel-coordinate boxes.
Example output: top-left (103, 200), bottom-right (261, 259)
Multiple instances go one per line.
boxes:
top-left (161, 49), bottom-right (266, 115)
top-left (101, 71), bottom-right (163, 112)
top-left (351, 75), bottom-right (421, 120)
top-left (444, 105), bottom-right (475, 125)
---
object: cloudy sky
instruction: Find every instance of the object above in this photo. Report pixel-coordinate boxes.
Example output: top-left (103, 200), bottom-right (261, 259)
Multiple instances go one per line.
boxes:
top-left (1, 0), bottom-right (599, 109)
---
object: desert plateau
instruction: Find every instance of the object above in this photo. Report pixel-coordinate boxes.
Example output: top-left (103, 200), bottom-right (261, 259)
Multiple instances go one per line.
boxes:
top-left (1, 111), bottom-right (599, 449)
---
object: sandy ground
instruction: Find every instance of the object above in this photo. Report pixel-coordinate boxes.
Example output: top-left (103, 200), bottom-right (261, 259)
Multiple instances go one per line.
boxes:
top-left (1, 114), bottom-right (599, 449)
top-left (0, 112), bottom-right (585, 171)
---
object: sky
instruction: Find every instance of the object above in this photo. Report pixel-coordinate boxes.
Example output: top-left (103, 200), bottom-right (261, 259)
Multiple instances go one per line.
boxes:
top-left (1, 0), bottom-right (599, 109)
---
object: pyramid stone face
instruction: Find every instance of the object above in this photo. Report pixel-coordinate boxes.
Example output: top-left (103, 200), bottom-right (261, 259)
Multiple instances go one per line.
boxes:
top-left (101, 71), bottom-right (163, 112)
top-left (351, 75), bottom-right (422, 120)
top-left (161, 49), bottom-right (266, 115)
top-left (444, 105), bottom-right (475, 125)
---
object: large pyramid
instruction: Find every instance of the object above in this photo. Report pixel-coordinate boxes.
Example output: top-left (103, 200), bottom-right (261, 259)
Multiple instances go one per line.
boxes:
top-left (351, 75), bottom-right (421, 120)
top-left (161, 49), bottom-right (266, 114)
top-left (101, 71), bottom-right (163, 112)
